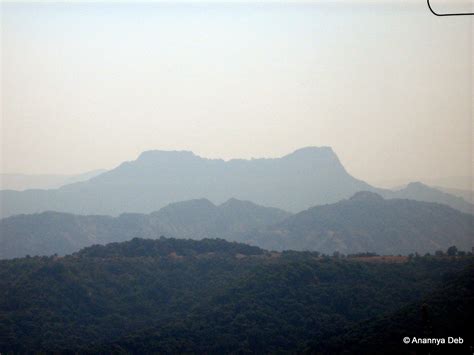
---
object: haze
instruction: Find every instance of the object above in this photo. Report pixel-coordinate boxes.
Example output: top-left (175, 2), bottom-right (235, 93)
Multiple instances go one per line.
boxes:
top-left (1, 1), bottom-right (472, 187)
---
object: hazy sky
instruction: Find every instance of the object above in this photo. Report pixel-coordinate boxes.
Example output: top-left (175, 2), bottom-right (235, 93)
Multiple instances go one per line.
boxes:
top-left (1, 1), bottom-right (473, 187)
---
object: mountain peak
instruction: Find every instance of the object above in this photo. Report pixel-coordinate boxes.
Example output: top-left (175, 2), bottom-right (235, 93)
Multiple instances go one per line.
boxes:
top-left (405, 181), bottom-right (430, 190)
top-left (137, 150), bottom-right (197, 162)
top-left (160, 198), bottom-right (216, 211)
top-left (349, 191), bottom-right (384, 202)
top-left (285, 146), bottom-right (335, 158)
top-left (219, 198), bottom-right (258, 209)
top-left (0, 146), bottom-right (374, 217)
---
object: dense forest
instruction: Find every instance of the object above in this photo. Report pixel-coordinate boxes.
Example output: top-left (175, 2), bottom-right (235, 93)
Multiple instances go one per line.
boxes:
top-left (0, 237), bottom-right (472, 353)
top-left (308, 263), bottom-right (474, 354)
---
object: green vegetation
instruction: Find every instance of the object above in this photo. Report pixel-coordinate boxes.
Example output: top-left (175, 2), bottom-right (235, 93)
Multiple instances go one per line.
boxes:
top-left (0, 238), bottom-right (472, 353)
top-left (0, 198), bottom-right (289, 259)
top-left (246, 191), bottom-right (474, 254)
top-left (2, 192), bottom-right (473, 261)
top-left (307, 263), bottom-right (474, 354)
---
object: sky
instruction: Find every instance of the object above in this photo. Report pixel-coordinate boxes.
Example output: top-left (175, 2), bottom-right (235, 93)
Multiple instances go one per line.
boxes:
top-left (1, 1), bottom-right (473, 187)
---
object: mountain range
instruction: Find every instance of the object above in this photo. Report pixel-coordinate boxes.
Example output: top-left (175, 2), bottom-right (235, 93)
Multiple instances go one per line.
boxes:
top-left (434, 186), bottom-right (473, 204)
top-left (0, 198), bottom-right (290, 259)
top-left (242, 191), bottom-right (474, 255)
top-left (2, 147), bottom-right (472, 218)
top-left (0, 169), bottom-right (106, 191)
top-left (1, 192), bottom-right (472, 259)
top-left (381, 182), bottom-right (474, 214)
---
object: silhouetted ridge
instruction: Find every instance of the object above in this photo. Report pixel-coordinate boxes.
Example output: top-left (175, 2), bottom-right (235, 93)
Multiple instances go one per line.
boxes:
top-left (406, 181), bottom-right (426, 189)
top-left (349, 191), bottom-right (384, 202)
top-left (137, 150), bottom-right (198, 162)
top-left (245, 196), bottom-right (474, 254)
top-left (380, 181), bottom-right (474, 214)
top-left (76, 237), bottom-right (263, 258)
top-left (2, 147), bottom-right (472, 217)
top-left (156, 198), bottom-right (217, 213)
top-left (220, 197), bottom-right (268, 209)
top-left (284, 146), bottom-right (335, 158)
top-left (0, 198), bottom-right (290, 259)
top-left (0, 147), bottom-right (374, 217)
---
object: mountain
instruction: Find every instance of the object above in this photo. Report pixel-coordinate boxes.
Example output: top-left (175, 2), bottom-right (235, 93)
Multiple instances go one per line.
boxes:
top-left (1, 147), bottom-right (472, 218)
top-left (417, 175), bottom-right (473, 191)
top-left (0, 169), bottom-right (106, 191)
top-left (243, 192), bottom-right (474, 255)
top-left (0, 147), bottom-right (374, 218)
top-left (383, 182), bottom-right (474, 215)
top-left (435, 186), bottom-right (473, 204)
top-left (0, 237), bottom-right (471, 353)
top-left (370, 175), bottom-right (474, 192)
top-left (154, 197), bottom-right (290, 239)
top-left (3, 191), bottom-right (472, 259)
top-left (0, 198), bottom-right (290, 259)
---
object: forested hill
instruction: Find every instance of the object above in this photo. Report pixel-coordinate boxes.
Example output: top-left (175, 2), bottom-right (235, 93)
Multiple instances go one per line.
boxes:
top-left (0, 237), bottom-right (472, 353)
top-left (2, 192), bottom-right (473, 259)
top-left (76, 237), bottom-right (264, 258)
top-left (244, 192), bottom-right (474, 255)
top-left (308, 263), bottom-right (474, 354)
top-left (0, 198), bottom-right (290, 259)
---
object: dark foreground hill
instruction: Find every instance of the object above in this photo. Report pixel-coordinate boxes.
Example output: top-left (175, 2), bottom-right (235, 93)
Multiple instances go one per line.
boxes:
top-left (0, 238), bottom-right (472, 353)
top-left (0, 198), bottom-right (290, 259)
top-left (307, 263), bottom-right (474, 354)
top-left (243, 192), bottom-right (474, 255)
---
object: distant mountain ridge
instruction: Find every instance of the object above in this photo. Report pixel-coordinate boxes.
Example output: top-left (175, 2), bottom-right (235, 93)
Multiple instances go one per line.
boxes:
top-left (380, 182), bottom-right (473, 214)
top-left (0, 169), bottom-right (106, 191)
top-left (0, 147), bottom-right (472, 218)
top-left (0, 198), bottom-right (290, 259)
top-left (2, 192), bottom-right (473, 259)
top-left (243, 191), bottom-right (474, 255)
top-left (436, 186), bottom-right (473, 203)
top-left (0, 147), bottom-right (374, 217)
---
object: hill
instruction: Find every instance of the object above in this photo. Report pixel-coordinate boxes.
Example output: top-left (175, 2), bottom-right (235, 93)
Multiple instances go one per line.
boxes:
top-left (2, 147), bottom-right (472, 219)
top-left (0, 147), bottom-right (374, 217)
top-left (382, 182), bottom-right (473, 214)
top-left (243, 192), bottom-right (474, 255)
top-left (435, 186), bottom-right (473, 204)
top-left (0, 198), bottom-right (290, 259)
top-left (2, 192), bottom-right (472, 258)
top-left (307, 263), bottom-right (474, 354)
top-left (0, 237), bottom-right (471, 353)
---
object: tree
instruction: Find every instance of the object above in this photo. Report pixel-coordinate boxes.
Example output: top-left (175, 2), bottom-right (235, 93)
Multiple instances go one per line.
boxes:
top-left (446, 246), bottom-right (458, 256)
